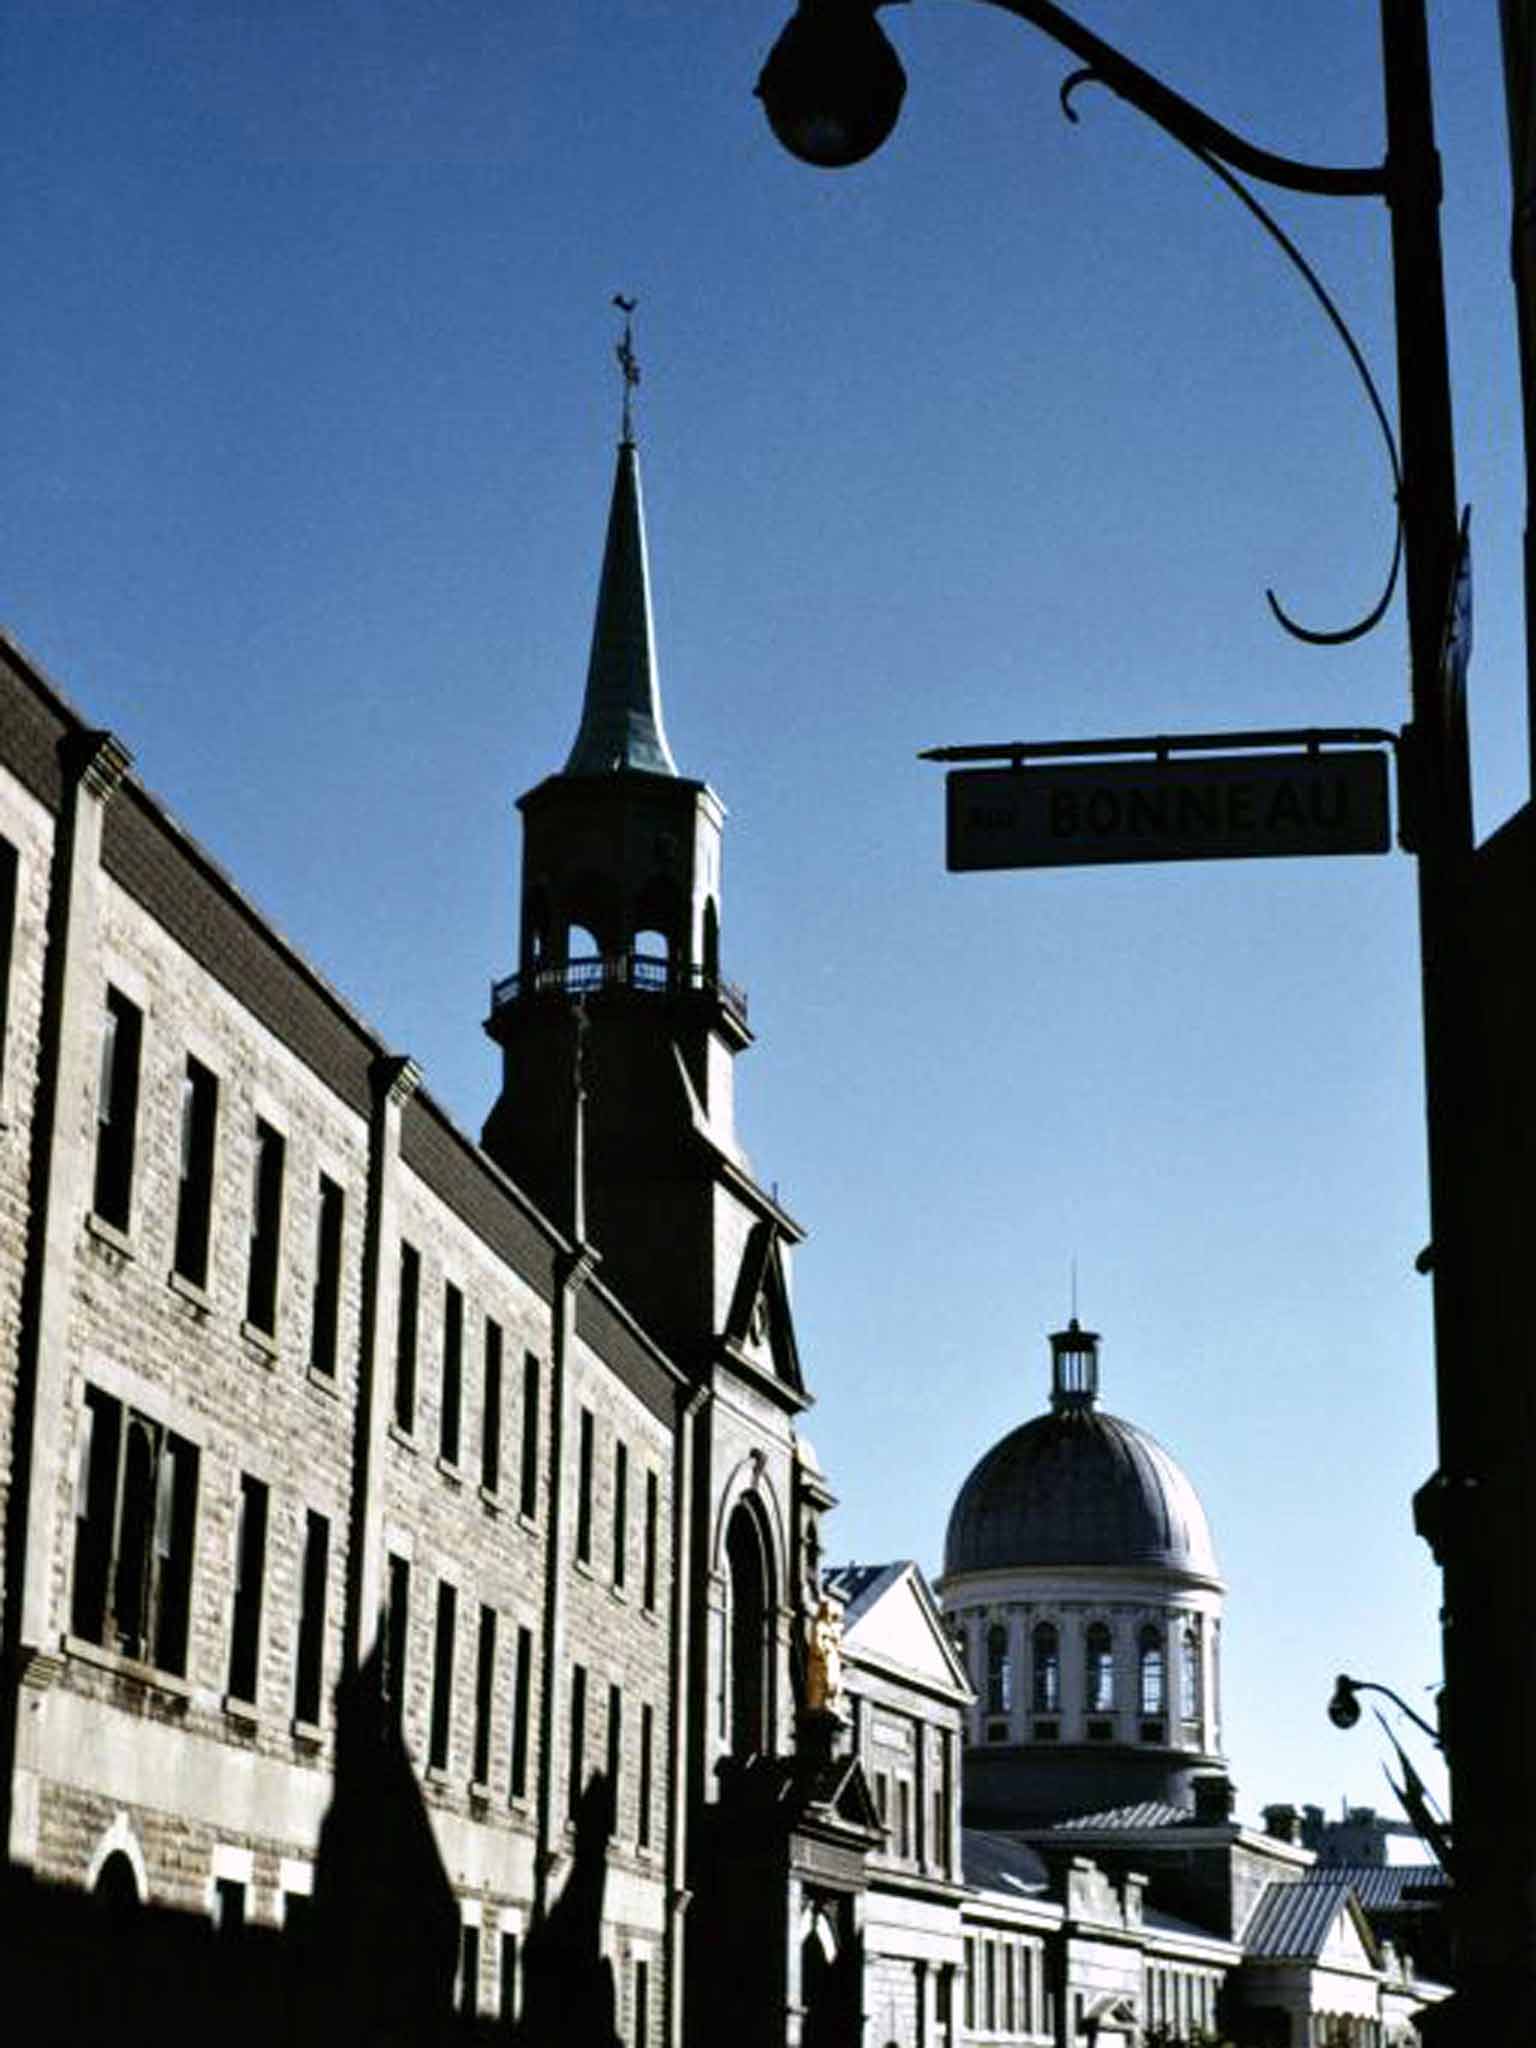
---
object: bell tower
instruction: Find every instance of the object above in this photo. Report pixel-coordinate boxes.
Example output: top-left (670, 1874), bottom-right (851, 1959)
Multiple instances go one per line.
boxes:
top-left (481, 315), bottom-right (763, 1366)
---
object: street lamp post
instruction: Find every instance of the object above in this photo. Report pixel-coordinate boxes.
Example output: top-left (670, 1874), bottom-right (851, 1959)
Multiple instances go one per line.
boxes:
top-left (756, 2), bottom-right (1520, 2035)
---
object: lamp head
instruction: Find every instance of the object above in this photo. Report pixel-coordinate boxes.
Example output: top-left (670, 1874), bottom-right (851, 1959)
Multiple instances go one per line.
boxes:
top-left (755, 0), bottom-right (908, 169)
top-left (1327, 1674), bottom-right (1363, 1730)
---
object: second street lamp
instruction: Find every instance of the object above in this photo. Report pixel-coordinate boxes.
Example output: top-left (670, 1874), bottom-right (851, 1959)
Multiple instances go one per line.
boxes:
top-left (755, 2), bottom-right (1516, 2037)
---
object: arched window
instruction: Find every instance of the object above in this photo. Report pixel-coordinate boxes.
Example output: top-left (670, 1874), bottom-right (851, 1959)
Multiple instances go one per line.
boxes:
top-left (1139, 1626), bottom-right (1165, 1716)
top-left (725, 1503), bottom-right (771, 1758)
top-left (1181, 1625), bottom-right (1201, 1720)
top-left (1031, 1623), bottom-right (1059, 1714)
top-left (986, 1624), bottom-right (1011, 1715)
top-left (1085, 1622), bottom-right (1115, 1712)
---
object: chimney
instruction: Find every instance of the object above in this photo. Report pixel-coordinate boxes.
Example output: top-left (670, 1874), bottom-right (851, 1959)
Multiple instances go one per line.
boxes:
top-left (1262, 1803), bottom-right (1303, 1844)
top-left (1192, 1772), bottom-right (1236, 1825)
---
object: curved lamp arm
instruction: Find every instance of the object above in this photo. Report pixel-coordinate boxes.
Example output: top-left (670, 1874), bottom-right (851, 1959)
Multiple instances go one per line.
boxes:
top-left (973, 0), bottom-right (1387, 198)
top-left (1328, 1671), bottom-right (1443, 1750)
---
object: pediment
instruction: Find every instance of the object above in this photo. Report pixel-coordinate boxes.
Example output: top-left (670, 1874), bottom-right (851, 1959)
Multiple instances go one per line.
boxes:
top-left (722, 1219), bottom-right (805, 1397)
top-left (838, 1564), bottom-right (972, 1698)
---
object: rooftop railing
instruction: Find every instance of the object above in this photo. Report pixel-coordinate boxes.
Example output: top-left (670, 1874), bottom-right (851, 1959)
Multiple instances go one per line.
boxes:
top-left (490, 951), bottom-right (748, 1025)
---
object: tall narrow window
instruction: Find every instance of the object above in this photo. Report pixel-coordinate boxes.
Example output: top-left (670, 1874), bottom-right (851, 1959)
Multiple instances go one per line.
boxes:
top-left (395, 1243), bottom-right (420, 1432)
top-left (71, 1385), bottom-right (197, 1675)
top-left (634, 1958), bottom-right (650, 2048)
top-left (898, 1779), bottom-right (912, 1858)
top-left (227, 1472), bottom-right (268, 1703)
top-left (725, 1504), bottom-right (769, 1759)
top-left (568, 1663), bottom-right (587, 1819)
top-left (430, 1579), bottom-right (457, 1771)
top-left (638, 1701), bottom-right (654, 1850)
top-left (294, 1510), bottom-right (329, 1726)
top-left (1139, 1625), bottom-right (1165, 1718)
top-left (1086, 1621), bottom-right (1115, 1712)
top-left (643, 1469), bottom-right (659, 1613)
top-left (93, 987), bottom-right (141, 1229)
top-left (440, 1283), bottom-right (463, 1465)
top-left (986, 1624), bottom-right (1012, 1715)
top-left (473, 1603), bottom-right (496, 1787)
top-left (173, 1057), bottom-right (217, 1287)
top-left (575, 1407), bottom-right (594, 1565)
top-left (245, 1120), bottom-right (285, 1334)
top-left (612, 1441), bottom-right (628, 1591)
top-left (457, 1921), bottom-right (480, 2017)
top-left (519, 1354), bottom-right (540, 1519)
top-left (499, 1930), bottom-right (519, 2024)
top-left (310, 1175), bottom-right (344, 1377)
top-left (1032, 1623), bottom-right (1060, 1714)
top-left (606, 1683), bottom-right (623, 1837)
top-left (384, 1553), bottom-right (410, 1730)
top-left (482, 1318), bottom-right (503, 1493)
top-left (510, 1624), bottom-right (533, 1801)
top-left (1181, 1625), bottom-right (1201, 1721)
top-left (0, 836), bottom-right (16, 1098)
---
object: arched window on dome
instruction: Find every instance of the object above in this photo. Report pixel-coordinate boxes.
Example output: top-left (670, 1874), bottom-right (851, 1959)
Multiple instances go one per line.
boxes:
top-left (1180, 1624), bottom-right (1201, 1722)
top-left (986, 1624), bottom-right (1011, 1716)
top-left (1085, 1622), bottom-right (1115, 1712)
top-left (1139, 1626), bottom-right (1165, 1716)
top-left (1031, 1624), bottom-right (1059, 1714)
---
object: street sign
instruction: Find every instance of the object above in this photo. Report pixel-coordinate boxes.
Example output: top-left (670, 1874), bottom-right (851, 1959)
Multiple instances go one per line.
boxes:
top-left (946, 749), bottom-right (1391, 871)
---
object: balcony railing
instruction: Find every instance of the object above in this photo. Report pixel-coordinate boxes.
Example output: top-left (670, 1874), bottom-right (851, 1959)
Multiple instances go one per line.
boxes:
top-left (490, 951), bottom-right (748, 1025)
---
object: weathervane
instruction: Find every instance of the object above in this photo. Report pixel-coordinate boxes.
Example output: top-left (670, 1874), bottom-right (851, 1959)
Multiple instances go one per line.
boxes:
top-left (613, 293), bottom-right (640, 442)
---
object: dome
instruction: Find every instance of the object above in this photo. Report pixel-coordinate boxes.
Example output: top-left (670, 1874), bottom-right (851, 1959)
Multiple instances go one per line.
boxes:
top-left (943, 1404), bottom-right (1221, 1581)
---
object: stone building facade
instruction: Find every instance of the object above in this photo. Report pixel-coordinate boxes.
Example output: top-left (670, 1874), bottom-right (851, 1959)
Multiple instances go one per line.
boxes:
top-left (0, 397), bottom-right (1450, 2048)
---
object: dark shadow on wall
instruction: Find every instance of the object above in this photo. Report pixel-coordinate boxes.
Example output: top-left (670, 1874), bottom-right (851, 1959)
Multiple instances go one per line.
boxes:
top-left (511, 1771), bottom-right (621, 2048)
top-left (0, 1648), bottom-right (621, 2047)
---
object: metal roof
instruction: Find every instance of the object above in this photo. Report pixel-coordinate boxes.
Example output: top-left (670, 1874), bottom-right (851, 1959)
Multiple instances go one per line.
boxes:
top-left (563, 437), bottom-right (677, 778)
top-left (961, 1829), bottom-right (1051, 1896)
top-left (1305, 1865), bottom-right (1448, 1912)
top-left (1242, 1879), bottom-right (1374, 1961)
top-left (1051, 1800), bottom-right (1193, 1833)
top-left (945, 1403), bottom-right (1220, 1580)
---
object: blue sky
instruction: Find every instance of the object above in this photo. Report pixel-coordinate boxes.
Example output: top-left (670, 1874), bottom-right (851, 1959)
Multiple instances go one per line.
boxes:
top-left (6, 0), bottom-right (1520, 1826)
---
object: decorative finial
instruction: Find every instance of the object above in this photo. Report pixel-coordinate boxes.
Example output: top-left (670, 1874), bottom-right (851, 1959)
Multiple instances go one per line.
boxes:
top-left (613, 293), bottom-right (640, 444)
top-left (1070, 1255), bottom-right (1078, 1323)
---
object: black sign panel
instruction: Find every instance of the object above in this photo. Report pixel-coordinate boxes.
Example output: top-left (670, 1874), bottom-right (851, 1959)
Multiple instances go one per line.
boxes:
top-left (947, 750), bottom-right (1391, 871)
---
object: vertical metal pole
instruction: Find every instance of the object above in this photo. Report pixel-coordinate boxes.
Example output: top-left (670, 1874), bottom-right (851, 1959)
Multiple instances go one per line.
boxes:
top-left (1382, 2), bottom-right (1534, 2032)
top-left (1499, 0), bottom-right (1536, 788)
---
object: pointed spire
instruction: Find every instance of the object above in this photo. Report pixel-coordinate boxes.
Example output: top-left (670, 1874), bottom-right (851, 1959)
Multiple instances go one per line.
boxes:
top-left (562, 302), bottom-right (677, 778)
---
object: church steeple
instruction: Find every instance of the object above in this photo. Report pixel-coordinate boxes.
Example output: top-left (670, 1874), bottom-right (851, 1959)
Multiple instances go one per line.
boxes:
top-left (482, 312), bottom-right (762, 1346)
top-left (562, 438), bottom-right (677, 777)
top-left (563, 300), bottom-right (676, 778)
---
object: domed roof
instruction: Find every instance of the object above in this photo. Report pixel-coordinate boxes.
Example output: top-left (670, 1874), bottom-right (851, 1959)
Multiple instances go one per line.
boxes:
top-left (943, 1322), bottom-right (1221, 1582)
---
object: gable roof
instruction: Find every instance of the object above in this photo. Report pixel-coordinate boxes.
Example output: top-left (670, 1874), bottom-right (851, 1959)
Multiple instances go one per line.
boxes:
top-left (825, 1560), bottom-right (972, 1700)
top-left (1310, 1864), bottom-right (1448, 1912)
top-left (1243, 1879), bottom-right (1380, 1967)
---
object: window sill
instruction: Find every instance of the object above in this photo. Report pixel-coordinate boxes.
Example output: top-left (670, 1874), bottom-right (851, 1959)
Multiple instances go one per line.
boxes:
top-left (609, 1583), bottom-right (628, 1605)
top-left (306, 1365), bottom-right (340, 1399)
top-left (63, 1633), bottom-right (191, 1699)
top-left (84, 1212), bottom-right (135, 1260)
top-left (425, 1764), bottom-right (451, 1790)
top-left (478, 1484), bottom-right (501, 1513)
top-left (223, 1694), bottom-right (260, 1728)
top-left (240, 1319), bottom-right (279, 1363)
top-left (517, 1509), bottom-right (539, 1536)
top-left (291, 1718), bottom-right (324, 1749)
top-left (436, 1455), bottom-right (463, 1487)
top-left (389, 1421), bottom-right (417, 1454)
top-left (469, 1778), bottom-right (491, 1808)
top-left (167, 1269), bottom-right (212, 1313)
top-left (573, 1557), bottom-right (594, 1581)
